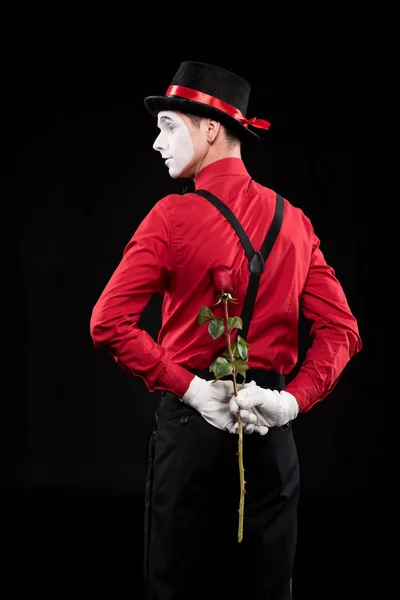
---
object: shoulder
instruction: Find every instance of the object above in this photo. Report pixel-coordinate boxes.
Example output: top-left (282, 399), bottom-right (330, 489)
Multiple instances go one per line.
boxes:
top-left (156, 192), bottom-right (196, 213)
top-left (253, 180), bottom-right (315, 235)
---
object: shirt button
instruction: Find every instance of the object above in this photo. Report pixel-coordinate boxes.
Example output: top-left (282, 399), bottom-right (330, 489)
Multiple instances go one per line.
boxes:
top-left (180, 416), bottom-right (188, 424)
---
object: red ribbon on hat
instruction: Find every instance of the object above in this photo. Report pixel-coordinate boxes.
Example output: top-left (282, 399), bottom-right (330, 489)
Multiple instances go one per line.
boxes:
top-left (166, 85), bottom-right (270, 130)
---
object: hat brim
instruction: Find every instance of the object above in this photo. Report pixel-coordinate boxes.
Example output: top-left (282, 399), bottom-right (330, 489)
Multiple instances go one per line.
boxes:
top-left (144, 96), bottom-right (260, 142)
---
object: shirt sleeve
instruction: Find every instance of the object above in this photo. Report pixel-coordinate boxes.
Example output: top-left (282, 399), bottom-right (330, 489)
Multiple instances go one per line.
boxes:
top-left (89, 199), bottom-right (195, 398)
top-left (284, 233), bottom-right (362, 412)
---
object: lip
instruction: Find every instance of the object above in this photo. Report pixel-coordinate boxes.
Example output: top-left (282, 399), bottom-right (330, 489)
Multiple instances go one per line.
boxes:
top-left (164, 158), bottom-right (172, 164)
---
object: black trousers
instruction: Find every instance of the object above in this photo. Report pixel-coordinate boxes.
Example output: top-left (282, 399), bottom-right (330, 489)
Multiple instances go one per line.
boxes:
top-left (143, 370), bottom-right (300, 600)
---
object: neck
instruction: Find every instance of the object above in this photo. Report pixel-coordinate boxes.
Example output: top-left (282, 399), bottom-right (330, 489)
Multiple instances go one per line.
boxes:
top-left (194, 145), bottom-right (241, 181)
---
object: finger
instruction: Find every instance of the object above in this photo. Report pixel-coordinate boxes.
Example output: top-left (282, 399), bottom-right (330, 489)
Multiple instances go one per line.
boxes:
top-left (226, 422), bottom-right (239, 434)
top-left (245, 380), bottom-right (257, 388)
top-left (254, 425), bottom-right (269, 435)
top-left (240, 409), bottom-right (257, 424)
top-left (243, 423), bottom-right (255, 434)
top-left (230, 396), bottom-right (256, 423)
top-left (236, 390), bottom-right (267, 409)
top-left (229, 397), bottom-right (240, 416)
top-left (234, 389), bottom-right (254, 410)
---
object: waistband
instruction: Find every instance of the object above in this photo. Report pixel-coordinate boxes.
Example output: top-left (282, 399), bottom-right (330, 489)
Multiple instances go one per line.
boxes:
top-left (189, 368), bottom-right (286, 392)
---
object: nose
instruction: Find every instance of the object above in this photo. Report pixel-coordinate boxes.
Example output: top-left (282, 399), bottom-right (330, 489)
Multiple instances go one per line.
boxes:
top-left (153, 132), bottom-right (167, 152)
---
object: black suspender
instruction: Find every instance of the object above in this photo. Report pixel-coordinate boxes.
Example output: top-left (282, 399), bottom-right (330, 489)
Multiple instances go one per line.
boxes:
top-left (193, 189), bottom-right (284, 341)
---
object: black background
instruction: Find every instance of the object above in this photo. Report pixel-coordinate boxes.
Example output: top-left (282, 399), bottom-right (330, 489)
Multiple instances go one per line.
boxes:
top-left (4, 33), bottom-right (376, 600)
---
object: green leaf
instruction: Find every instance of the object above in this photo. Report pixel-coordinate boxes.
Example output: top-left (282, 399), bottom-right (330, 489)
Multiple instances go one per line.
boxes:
top-left (237, 335), bottom-right (250, 348)
top-left (232, 358), bottom-right (249, 369)
top-left (229, 342), bottom-right (239, 358)
top-left (237, 341), bottom-right (248, 361)
top-left (196, 306), bottom-right (215, 324)
top-left (228, 316), bottom-right (243, 330)
top-left (226, 342), bottom-right (245, 358)
top-left (211, 357), bottom-right (233, 379)
top-left (208, 317), bottom-right (225, 339)
top-left (232, 359), bottom-right (249, 378)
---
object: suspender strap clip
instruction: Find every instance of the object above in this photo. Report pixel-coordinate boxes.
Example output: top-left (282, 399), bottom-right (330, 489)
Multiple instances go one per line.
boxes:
top-left (249, 251), bottom-right (265, 275)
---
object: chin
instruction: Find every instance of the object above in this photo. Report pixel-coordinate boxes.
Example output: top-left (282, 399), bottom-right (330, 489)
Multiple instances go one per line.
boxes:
top-left (168, 162), bottom-right (194, 179)
top-left (169, 169), bottom-right (188, 179)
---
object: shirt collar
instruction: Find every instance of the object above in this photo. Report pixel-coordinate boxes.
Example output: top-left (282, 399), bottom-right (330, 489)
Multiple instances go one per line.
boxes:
top-left (194, 157), bottom-right (249, 189)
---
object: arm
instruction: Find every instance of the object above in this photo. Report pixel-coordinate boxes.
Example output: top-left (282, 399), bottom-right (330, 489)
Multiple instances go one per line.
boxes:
top-left (89, 199), bottom-right (194, 397)
top-left (284, 233), bottom-right (362, 412)
top-left (231, 232), bottom-right (362, 424)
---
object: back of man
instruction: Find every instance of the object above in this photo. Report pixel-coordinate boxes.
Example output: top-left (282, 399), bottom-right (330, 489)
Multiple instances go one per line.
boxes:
top-left (138, 156), bottom-right (357, 413)
top-left (152, 158), bottom-right (305, 379)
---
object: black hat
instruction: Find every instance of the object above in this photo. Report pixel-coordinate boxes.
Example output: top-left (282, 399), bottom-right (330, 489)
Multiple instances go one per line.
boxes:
top-left (144, 61), bottom-right (270, 142)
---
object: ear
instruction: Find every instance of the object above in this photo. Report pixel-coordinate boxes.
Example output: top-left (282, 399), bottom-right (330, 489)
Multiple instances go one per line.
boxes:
top-left (205, 119), bottom-right (221, 143)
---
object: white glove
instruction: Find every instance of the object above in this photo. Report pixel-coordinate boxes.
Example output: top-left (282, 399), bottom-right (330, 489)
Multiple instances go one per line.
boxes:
top-left (229, 380), bottom-right (299, 428)
top-left (181, 376), bottom-right (258, 434)
top-left (228, 396), bottom-right (269, 436)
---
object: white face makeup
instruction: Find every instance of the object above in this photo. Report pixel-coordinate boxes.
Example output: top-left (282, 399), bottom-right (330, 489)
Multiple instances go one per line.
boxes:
top-left (153, 111), bottom-right (195, 178)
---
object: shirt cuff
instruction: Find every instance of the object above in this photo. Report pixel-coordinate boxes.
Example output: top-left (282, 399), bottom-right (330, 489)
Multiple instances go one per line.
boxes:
top-left (160, 362), bottom-right (196, 398)
top-left (284, 370), bottom-right (320, 412)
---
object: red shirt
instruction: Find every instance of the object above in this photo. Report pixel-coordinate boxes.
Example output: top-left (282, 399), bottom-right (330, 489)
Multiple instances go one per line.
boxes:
top-left (90, 158), bottom-right (361, 412)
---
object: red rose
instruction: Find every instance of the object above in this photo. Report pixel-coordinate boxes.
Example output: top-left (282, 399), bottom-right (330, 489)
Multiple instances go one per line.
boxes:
top-left (211, 266), bottom-right (236, 295)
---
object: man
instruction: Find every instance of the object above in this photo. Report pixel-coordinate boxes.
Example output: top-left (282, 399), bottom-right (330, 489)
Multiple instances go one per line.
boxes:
top-left (90, 61), bottom-right (362, 600)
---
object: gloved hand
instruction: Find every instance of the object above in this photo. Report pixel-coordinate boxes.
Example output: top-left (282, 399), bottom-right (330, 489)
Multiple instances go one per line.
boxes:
top-left (229, 380), bottom-right (299, 428)
top-left (181, 376), bottom-right (259, 434)
top-left (228, 398), bottom-right (269, 436)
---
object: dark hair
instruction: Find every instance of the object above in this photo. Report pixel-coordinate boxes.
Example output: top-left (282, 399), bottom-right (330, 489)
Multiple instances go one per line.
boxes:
top-left (186, 113), bottom-right (240, 147)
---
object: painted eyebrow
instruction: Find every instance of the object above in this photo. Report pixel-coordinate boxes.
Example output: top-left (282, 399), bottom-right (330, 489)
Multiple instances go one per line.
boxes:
top-left (159, 116), bottom-right (175, 123)
top-left (156, 115), bottom-right (178, 130)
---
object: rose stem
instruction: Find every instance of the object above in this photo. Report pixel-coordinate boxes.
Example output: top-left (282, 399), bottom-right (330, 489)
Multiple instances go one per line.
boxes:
top-left (223, 296), bottom-right (245, 543)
